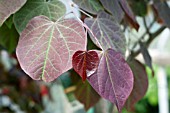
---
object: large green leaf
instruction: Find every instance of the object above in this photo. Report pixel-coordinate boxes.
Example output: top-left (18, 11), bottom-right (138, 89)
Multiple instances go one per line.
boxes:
top-left (0, 0), bottom-right (26, 26)
top-left (16, 15), bottom-right (87, 82)
top-left (73, 0), bottom-right (104, 15)
top-left (13, 0), bottom-right (66, 33)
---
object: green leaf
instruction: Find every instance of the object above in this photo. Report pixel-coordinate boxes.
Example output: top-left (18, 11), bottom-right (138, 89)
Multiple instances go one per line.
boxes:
top-left (73, 0), bottom-right (104, 15)
top-left (0, 24), bottom-right (19, 53)
top-left (13, 0), bottom-right (66, 33)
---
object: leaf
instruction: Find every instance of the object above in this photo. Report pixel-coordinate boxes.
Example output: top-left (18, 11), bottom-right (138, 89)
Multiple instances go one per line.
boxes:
top-left (72, 50), bottom-right (99, 81)
top-left (0, 24), bottom-right (19, 53)
top-left (119, 0), bottom-right (139, 30)
top-left (74, 80), bottom-right (100, 110)
top-left (85, 11), bottom-right (126, 54)
top-left (88, 48), bottom-right (134, 112)
top-left (13, 0), bottom-right (66, 33)
top-left (154, 1), bottom-right (170, 28)
top-left (139, 42), bottom-right (154, 76)
top-left (16, 15), bottom-right (87, 82)
top-left (73, 0), bottom-right (104, 15)
top-left (0, 0), bottom-right (26, 26)
top-left (125, 59), bottom-right (148, 111)
top-left (99, 0), bottom-right (124, 22)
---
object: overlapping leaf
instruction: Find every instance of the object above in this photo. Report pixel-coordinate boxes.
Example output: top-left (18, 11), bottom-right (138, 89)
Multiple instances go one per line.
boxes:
top-left (0, 0), bottom-right (26, 26)
top-left (0, 24), bottom-right (19, 53)
top-left (99, 0), bottom-right (124, 22)
top-left (125, 59), bottom-right (148, 111)
top-left (72, 50), bottom-right (99, 81)
top-left (88, 49), bottom-right (134, 112)
top-left (85, 11), bottom-right (126, 54)
top-left (119, 0), bottom-right (139, 30)
top-left (74, 80), bottom-right (100, 110)
top-left (154, 1), bottom-right (170, 28)
top-left (73, 0), bottom-right (104, 15)
top-left (13, 0), bottom-right (66, 33)
top-left (16, 16), bottom-right (87, 82)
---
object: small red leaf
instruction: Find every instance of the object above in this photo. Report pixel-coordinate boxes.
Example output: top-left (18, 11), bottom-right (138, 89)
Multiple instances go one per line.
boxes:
top-left (72, 50), bottom-right (99, 81)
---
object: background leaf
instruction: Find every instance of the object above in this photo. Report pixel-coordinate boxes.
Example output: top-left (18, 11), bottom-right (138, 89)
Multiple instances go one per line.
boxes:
top-left (13, 0), bottom-right (66, 33)
top-left (88, 49), bottom-right (134, 112)
top-left (99, 0), bottom-right (124, 22)
top-left (72, 50), bottom-right (99, 81)
top-left (73, 0), bottom-right (104, 15)
top-left (74, 80), bottom-right (100, 110)
top-left (85, 11), bottom-right (126, 54)
top-left (0, 24), bottom-right (19, 53)
top-left (119, 0), bottom-right (139, 30)
top-left (16, 15), bottom-right (87, 82)
top-left (140, 42), bottom-right (154, 76)
top-left (154, 1), bottom-right (170, 28)
top-left (125, 59), bottom-right (148, 111)
top-left (0, 0), bottom-right (26, 26)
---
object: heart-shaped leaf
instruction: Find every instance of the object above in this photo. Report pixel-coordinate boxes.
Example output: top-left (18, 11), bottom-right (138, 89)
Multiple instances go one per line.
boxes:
top-left (85, 11), bottom-right (126, 54)
top-left (88, 48), bottom-right (134, 112)
top-left (99, 0), bottom-right (124, 22)
top-left (125, 59), bottom-right (148, 111)
top-left (13, 0), bottom-right (66, 33)
top-left (74, 80), bottom-right (100, 110)
top-left (119, 0), bottom-right (139, 30)
top-left (0, 0), bottom-right (26, 26)
top-left (73, 0), bottom-right (104, 15)
top-left (72, 50), bottom-right (99, 81)
top-left (16, 15), bottom-right (87, 82)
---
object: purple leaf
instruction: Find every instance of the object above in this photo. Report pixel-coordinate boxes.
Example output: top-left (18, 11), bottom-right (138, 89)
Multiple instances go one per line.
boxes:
top-left (119, 0), bottom-right (139, 30)
top-left (0, 0), bottom-right (26, 26)
top-left (99, 0), bottom-right (124, 22)
top-left (88, 48), bottom-right (134, 112)
top-left (16, 16), bottom-right (87, 82)
top-left (85, 11), bottom-right (126, 54)
top-left (73, 0), bottom-right (104, 15)
top-left (125, 59), bottom-right (148, 111)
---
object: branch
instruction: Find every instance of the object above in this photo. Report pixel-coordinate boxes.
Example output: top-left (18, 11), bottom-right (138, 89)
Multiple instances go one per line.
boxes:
top-left (128, 26), bottom-right (166, 60)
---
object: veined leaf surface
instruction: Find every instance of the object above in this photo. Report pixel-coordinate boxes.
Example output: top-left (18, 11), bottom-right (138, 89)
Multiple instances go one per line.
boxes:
top-left (16, 16), bottom-right (87, 82)
top-left (73, 0), bottom-right (104, 15)
top-left (0, 0), bottom-right (26, 26)
top-left (99, 0), bottom-right (124, 22)
top-left (85, 11), bottom-right (126, 54)
top-left (13, 0), bottom-right (66, 33)
top-left (88, 49), bottom-right (133, 112)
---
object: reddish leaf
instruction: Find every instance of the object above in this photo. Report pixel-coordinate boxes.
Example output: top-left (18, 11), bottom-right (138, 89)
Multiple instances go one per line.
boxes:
top-left (16, 16), bottom-right (87, 82)
top-left (88, 48), bottom-right (134, 112)
top-left (72, 50), bottom-right (99, 81)
top-left (85, 11), bottom-right (126, 54)
top-left (119, 0), bottom-right (139, 30)
top-left (74, 80), bottom-right (100, 110)
top-left (0, 0), bottom-right (26, 26)
top-left (125, 59), bottom-right (148, 111)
